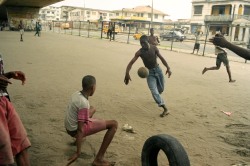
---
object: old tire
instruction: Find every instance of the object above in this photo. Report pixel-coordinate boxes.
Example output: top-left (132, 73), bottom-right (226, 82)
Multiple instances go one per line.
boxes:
top-left (141, 134), bottom-right (190, 166)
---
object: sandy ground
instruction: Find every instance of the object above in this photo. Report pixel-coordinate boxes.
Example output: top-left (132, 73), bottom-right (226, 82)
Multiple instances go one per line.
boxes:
top-left (0, 31), bottom-right (250, 166)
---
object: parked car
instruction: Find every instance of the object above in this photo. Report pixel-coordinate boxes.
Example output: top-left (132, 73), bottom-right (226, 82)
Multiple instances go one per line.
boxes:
top-left (160, 31), bottom-right (186, 42)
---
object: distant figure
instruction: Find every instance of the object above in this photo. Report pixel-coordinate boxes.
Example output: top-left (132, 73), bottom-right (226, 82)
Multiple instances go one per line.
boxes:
top-left (34, 22), bottom-right (41, 37)
top-left (49, 23), bottom-right (52, 30)
top-left (210, 34), bottom-right (250, 61)
top-left (202, 34), bottom-right (236, 83)
top-left (192, 30), bottom-right (203, 54)
top-left (65, 75), bottom-right (118, 166)
top-left (148, 28), bottom-right (160, 46)
top-left (18, 20), bottom-right (24, 42)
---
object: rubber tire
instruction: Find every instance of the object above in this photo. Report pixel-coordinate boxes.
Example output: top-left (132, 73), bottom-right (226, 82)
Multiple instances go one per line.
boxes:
top-left (141, 134), bottom-right (190, 166)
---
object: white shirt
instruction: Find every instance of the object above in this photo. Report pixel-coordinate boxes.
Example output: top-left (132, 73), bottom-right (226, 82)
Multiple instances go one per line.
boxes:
top-left (64, 91), bottom-right (90, 131)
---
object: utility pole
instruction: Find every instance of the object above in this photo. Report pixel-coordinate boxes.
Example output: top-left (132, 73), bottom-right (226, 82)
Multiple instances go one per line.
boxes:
top-left (151, 0), bottom-right (153, 28)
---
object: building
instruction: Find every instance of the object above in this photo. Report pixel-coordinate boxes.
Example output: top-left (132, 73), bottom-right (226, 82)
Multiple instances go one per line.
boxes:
top-left (67, 7), bottom-right (114, 22)
top-left (39, 6), bottom-right (61, 21)
top-left (190, 0), bottom-right (250, 44)
top-left (111, 6), bottom-right (168, 29)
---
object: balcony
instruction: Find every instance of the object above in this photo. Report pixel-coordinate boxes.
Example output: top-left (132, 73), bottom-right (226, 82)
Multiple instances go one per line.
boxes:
top-left (233, 14), bottom-right (250, 21)
top-left (205, 15), bottom-right (233, 22)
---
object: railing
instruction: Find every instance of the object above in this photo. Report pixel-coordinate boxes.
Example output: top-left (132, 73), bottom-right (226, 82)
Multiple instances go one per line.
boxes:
top-left (233, 14), bottom-right (250, 21)
top-left (204, 15), bottom-right (233, 22)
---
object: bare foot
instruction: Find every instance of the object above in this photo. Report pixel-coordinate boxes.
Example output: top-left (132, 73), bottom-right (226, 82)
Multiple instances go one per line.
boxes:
top-left (92, 159), bottom-right (115, 166)
top-left (202, 67), bottom-right (207, 74)
top-left (229, 80), bottom-right (236, 83)
top-left (160, 109), bottom-right (170, 117)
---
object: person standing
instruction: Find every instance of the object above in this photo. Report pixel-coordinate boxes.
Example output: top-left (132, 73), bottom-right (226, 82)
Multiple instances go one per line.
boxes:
top-left (148, 28), bottom-right (160, 46)
top-left (34, 22), bottom-right (41, 37)
top-left (18, 20), bottom-right (24, 42)
top-left (192, 30), bottom-right (202, 54)
top-left (124, 35), bottom-right (172, 117)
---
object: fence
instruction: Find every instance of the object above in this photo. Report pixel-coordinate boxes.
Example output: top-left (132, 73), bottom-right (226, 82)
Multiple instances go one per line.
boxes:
top-left (40, 20), bottom-right (250, 63)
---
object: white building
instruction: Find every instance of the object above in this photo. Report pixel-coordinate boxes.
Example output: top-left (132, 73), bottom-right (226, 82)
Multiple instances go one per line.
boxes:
top-left (112, 6), bottom-right (168, 23)
top-left (67, 7), bottom-right (114, 22)
top-left (190, 0), bottom-right (250, 44)
top-left (39, 6), bottom-right (61, 21)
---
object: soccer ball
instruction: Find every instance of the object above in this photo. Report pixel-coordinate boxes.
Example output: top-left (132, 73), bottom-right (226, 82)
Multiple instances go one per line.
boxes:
top-left (137, 67), bottom-right (149, 78)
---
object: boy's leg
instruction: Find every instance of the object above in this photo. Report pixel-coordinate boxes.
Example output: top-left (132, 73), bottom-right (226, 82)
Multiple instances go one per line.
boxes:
top-left (92, 120), bottom-right (118, 166)
top-left (15, 148), bottom-right (30, 166)
top-left (202, 58), bottom-right (221, 74)
top-left (226, 66), bottom-right (236, 83)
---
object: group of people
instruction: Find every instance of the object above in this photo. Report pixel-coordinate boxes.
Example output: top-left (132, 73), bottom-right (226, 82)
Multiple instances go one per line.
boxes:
top-left (1, 27), bottom-right (250, 166)
top-left (17, 20), bottom-right (42, 42)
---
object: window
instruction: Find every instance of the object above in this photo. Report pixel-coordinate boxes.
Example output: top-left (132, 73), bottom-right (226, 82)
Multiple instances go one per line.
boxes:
top-left (154, 14), bottom-right (158, 19)
top-left (194, 5), bottom-right (203, 15)
top-left (116, 13), bottom-right (119, 16)
top-left (103, 13), bottom-right (107, 16)
top-left (141, 13), bottom-right (144, 17)
top-left (47, 11), bottom-right (50, 14)
top-left (148, 13), bottom-right (152, 18)
top-left (86, 11), bottom-right (90, 14)
top-left (244, 5), bottom-right (250, 15)
top-left (92, 11), bottom-right (96, 15)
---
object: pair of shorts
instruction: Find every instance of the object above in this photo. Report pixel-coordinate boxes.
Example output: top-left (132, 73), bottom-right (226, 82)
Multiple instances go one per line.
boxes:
top-left (194, 43), bottom-right (200, 49)
top-left (20, 29), bottom-right (24, 35)
top-left (67, 118), bottom-right (106, 138)
top-left (216, 53), bottom-right (229, 67)
top-left (0, 96), bottom-right (31, 164)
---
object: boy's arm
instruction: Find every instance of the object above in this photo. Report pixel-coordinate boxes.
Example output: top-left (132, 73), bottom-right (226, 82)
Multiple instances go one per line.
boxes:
top-left (66, 121), bottom-right (85, 166)
top-left (124, 51), bottom-right (140, 85)
top-left (211, 35), bottom-right (250, 60)
top-left (155, 48), bottom-right (172, 78)
top-left (4, 71), bottom-right (26, 85)
top-left (156, 36), bottom-right (160, 44)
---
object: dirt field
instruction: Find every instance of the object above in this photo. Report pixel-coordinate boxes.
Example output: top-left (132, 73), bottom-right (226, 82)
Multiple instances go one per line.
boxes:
top-left (0, 31), bottom-right (249, 166)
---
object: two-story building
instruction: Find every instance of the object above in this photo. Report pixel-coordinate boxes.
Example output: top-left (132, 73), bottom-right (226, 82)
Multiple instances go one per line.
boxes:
top-left (67, 7), bottom-right (114, 22)
top-left (39, 6), bottom-right (61, 21)
top-left (111, 6), bottom-right (168, 29)
top-left (190, 0), bottom-right (250, 44)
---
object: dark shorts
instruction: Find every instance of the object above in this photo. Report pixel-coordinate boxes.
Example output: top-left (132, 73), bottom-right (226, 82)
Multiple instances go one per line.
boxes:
top-left (216, 53), bottom-right (229, 67)
top-left (194, 43), bottom-right (200, 49)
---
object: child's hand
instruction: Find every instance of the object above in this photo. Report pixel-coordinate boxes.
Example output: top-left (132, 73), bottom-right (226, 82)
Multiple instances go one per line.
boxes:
top-left (166, 70), bottom-right (172, 78)
top-left (124, 74), bottom-right (131, 85)
top-left (12, 71), bottom-right (26, 85)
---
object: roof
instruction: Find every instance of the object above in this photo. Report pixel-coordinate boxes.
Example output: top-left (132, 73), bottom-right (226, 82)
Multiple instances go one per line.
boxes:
top-left (114, 6), bottom-right (168, 16)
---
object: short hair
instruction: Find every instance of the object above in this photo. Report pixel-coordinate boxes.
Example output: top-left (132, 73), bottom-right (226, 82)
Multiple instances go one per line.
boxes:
top-left (140, 35), bottom-right (149, 42)
top-left (82, 75), bottom-right (96, 90)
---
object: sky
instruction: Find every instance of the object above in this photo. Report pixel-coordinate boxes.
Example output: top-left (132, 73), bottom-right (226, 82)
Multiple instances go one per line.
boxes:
top-left (52, 0), bottom-right (192, 21)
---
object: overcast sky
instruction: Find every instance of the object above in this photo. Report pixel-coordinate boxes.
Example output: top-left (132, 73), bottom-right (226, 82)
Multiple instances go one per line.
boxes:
top-left (52, 0), bottom-right (192, 21)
